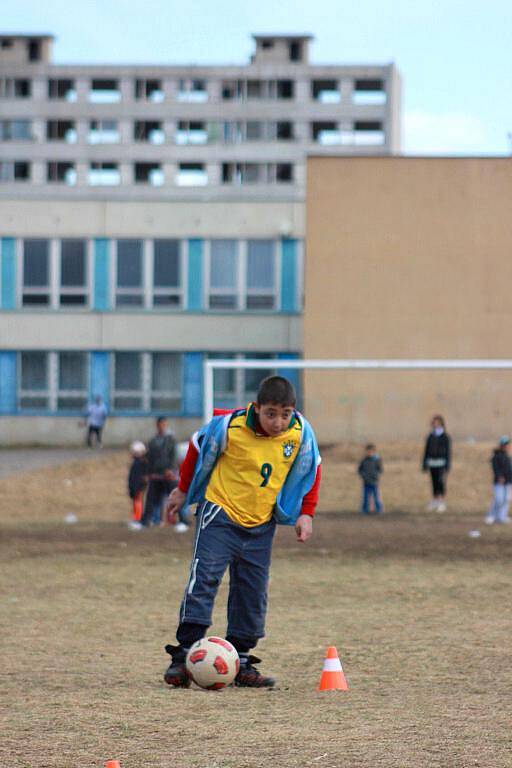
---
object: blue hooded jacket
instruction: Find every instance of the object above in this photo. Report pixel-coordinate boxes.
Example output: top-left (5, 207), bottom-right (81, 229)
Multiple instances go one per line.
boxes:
top-left (184, 408), bottom-right (321, 525)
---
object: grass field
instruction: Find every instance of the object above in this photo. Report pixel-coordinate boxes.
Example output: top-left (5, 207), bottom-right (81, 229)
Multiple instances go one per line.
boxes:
top-left (2, 443), bottom-right (512, 768)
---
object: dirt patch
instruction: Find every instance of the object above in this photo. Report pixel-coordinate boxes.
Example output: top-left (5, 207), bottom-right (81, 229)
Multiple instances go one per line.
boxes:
top-left (2, 445), bottom-right (512, 768)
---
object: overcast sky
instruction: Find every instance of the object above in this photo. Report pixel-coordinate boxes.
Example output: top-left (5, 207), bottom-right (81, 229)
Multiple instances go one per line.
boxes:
top-left (5, 0), bottom-right (512, 154)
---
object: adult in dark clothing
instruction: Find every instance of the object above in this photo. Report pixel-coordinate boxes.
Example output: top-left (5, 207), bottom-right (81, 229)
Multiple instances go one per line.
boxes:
top-left (422, 414), bottom-right (451, 512)
top-left (141, 417), bottom-right (178, 527)
top-left (358, 443), bottom-right (383, 514)
top-left (486, 436), bottom-right (512, 525)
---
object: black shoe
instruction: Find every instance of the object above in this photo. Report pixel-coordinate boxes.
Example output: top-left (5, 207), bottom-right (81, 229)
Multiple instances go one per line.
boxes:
top-left (234, 655), bottom-right (276, 688)
top-left (163, 644), bottom-right (190, 688)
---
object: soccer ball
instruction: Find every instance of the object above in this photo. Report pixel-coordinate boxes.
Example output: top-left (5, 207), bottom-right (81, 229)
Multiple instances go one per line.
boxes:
top-left (185, 636), bottom-right (239, 690)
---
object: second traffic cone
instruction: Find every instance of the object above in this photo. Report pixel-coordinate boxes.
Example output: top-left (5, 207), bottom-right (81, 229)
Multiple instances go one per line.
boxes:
top-left (318, 646), bottom-right (349, 691)
top-left (105, 761), bottom-right (121, 768)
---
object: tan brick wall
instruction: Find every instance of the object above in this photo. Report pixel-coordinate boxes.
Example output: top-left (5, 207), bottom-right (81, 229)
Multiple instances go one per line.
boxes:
top-left (305, 156), bottom-right (512, 442)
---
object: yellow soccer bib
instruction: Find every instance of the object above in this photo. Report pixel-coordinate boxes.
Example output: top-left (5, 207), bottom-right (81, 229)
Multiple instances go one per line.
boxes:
top-left (205, 405), bottom-right (302, 527)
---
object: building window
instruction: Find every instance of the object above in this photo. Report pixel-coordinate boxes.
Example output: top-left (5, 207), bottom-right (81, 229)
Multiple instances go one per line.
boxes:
top-left (153, 239), bottom-right (182, 307)
top-left (57, 352), bottom-right (88, 410)
top-left (19, 352), bottom-right (50, 409)
top-left (276, 80), bottom-right (294, 99)
top-left (221, 80), bottom-right (294, 101)
top-left (0, 120), bottom-right (32, 140)
top-left (134, 162), bottom-right (164, 186)
top-left (47, 162), bottom-right (77, 185)
top-left (116, 239), bottom-right (144, 307)
top-left (113, 352), bottom-right (143, 410)
top-left (22, 239), bottom-right (50, 305)
top-left (207, 240), bottom-right (278, 311)
top-left (112, 352), bottom-right (183, 412)
top-left (209, 240), bottom-right (238, 309)
top-left (134, 120), bottom-right (164, 144)
top-left (60, 239), bottom-right (88, 306)
top-left (18, 351), bottom-right (88, 412)
top-left (0, 78), bottom-right (31, 98)
top-left (175, 121), bottom-right (208, 145)
top-left (48, 78), bottom-right (76, 101)
top-left (176, 162), bottom-right (207, 186)
top-left (134, 78), bottom-right (163, 102)
top-left (352, 78), bottom-right (386, 104)
top-left (247, 80), bottom-right (264, 99)
top-left (177, 79), bottom-right (207, 102)
top-left (89, 79), bottom-right (121, 103)
top-left (222, 80), bottom-right (244, 100)
top-left (246, 240), bottom-right (276, 309)
top-left (275, 163), bottom-right (293, 183)
top-left (354, 120), bottom-right (385, 145)
top-left (311, 121), bottom-right (342, 145)
top-left (222, 163), bottom-right (260, 184)
top-left (246, 121), bottom-right (263, 141)
top-left (311, 79), bottom-right (340, 103)
top-left (223, 121), bottom-right (244, 142)
top-left (0, 161), bottom-right (30, 181)
top-left (151, 353), bottom-right (182, 411)
top-left (289, 41), bottom-right (303, 62)
top-left (276, 121), bottom-right (293, 140)
top-left (88, 120), bottom-right (120, 144)
top-left (46, 120), bottom-right (76, 142)
top-left (209, 352), bottom-right (277, 409)
top-left (88, 162), bottom-right (120, 186)
top-left (222, 163), bottom-right (292, 185)
top-left (27, 40), bottom-right (41, 62)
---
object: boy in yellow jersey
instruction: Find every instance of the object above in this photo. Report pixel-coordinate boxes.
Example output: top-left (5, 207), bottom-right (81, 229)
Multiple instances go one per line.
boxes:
top-left (164, 376), bottom-right (321, 688)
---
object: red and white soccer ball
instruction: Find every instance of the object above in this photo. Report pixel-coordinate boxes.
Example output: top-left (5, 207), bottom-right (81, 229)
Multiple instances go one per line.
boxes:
top-left (185, 636), bottom-right (240, 690)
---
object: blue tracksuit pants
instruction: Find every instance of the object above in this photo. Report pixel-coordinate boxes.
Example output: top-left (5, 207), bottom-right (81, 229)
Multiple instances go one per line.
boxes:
top-left (177, 501), bottom-right (276, 650)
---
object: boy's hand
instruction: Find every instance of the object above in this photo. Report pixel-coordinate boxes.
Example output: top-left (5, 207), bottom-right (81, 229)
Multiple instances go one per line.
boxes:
top-left (166, 487), bottom-right (187, 519)
top-left (295, 514), bottom-right (313, 543)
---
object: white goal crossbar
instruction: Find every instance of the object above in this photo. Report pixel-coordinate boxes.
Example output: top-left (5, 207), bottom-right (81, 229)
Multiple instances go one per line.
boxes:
top-left (203, 358), bottom-right (512, 423)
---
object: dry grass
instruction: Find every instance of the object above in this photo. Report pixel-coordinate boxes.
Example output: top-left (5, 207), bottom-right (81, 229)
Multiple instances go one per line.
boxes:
top-left (2, 444), bottom-right (512, 768)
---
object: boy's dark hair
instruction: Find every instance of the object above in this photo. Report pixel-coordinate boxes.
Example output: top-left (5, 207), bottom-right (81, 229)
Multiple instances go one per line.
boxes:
top-left (257, 376), bottom-right (296, 407)
top-left (156, 415), bottom-right (167, 426)
top-left (365, 443), bottom-right (376, 451)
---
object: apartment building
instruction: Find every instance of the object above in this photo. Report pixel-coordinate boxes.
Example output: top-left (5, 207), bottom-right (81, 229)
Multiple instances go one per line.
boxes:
top-left (0, 32), bottom-right (401, 444)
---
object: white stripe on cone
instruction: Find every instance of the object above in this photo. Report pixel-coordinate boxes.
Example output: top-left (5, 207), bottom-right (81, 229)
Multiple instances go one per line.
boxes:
top-left (323, 658), bottom-right (342, 672)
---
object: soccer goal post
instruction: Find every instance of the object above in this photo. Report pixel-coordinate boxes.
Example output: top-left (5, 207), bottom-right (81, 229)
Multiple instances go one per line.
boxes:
top-left (203, 358), bottom-right (512, 439)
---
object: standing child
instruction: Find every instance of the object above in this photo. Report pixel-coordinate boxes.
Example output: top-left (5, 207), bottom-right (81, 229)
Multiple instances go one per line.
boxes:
top-left (128, 441), bottom-right (148, 531)
top-left (358, 443), bottom-right (383, 514)
top-left (486, 436), bottom-right (512, 525)
top-left (163, 376), bottom-right (321, 688)
top-left (422, 415), bottom-right (451, 512)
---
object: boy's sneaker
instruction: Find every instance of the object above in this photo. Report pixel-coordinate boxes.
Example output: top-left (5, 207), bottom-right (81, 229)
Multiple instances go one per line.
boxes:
top-left (234, 655), bottom-right (275, 688)
top-left (484, 515), bottom-right (495, 525)
top-left (436, 502), bottom-right (446, 513)
top-left (163, 644), bottom-right (190, 688)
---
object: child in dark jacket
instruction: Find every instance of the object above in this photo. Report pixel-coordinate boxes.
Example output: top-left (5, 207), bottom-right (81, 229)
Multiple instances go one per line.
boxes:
top-left (422, 415), bottom-right (451, 512)
top-left (128, 441), bottom-right (148, 530)
top-left (485, 436), bottom-right (512, 525)
top-left (358, 443), bottom-right (383, 514)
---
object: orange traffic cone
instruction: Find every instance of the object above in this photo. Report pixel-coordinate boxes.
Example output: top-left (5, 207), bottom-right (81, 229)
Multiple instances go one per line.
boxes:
top-left (318, 646), bottom-right (349, 691)
top-left (105, 761), bottom-right (121, 768)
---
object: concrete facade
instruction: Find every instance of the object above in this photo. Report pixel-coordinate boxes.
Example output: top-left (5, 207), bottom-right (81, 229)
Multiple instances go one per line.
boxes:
top-left (0, 33), bottom-right (400, 445)
top-left (305, 156), bottom-right (512, 442)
